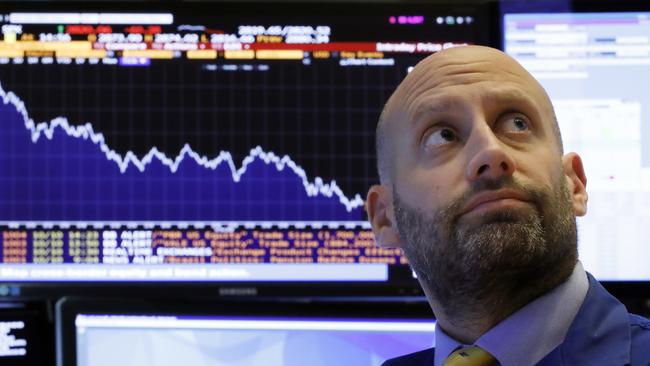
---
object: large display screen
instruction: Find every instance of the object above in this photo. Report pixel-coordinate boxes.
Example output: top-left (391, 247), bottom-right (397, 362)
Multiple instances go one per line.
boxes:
top-left (0, 3), bottom-right (490, 290)
top-left (504, 10), bottom-right (650, 281)
top-left (55, 298), bottom-right (434, 366)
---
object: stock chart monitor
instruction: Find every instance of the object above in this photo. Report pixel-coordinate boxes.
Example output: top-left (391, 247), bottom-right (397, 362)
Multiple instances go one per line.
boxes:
top-left (0, 2), bottom-right (491, 296)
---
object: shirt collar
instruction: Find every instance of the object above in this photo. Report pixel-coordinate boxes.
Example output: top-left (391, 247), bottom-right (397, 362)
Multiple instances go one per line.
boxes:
top-left (434, 261), bottom-right (589, 366)
top-left (434, 319), bottom-right (464, 366)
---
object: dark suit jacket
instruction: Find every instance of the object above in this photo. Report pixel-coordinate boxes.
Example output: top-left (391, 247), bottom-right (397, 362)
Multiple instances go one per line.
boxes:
top-left (382, 273), bottom-right (650, 366)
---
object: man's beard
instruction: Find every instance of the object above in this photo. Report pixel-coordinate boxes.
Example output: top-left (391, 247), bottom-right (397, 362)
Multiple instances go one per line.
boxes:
top-left (393, 175), bottom-right (578, 320)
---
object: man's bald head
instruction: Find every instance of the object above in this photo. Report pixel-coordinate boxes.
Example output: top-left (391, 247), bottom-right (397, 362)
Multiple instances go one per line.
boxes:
top-left (375, 45), bottom-right (563, 184)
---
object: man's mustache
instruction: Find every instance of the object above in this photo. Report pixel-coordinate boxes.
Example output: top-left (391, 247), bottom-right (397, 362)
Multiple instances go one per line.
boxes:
top-left (445, 176), bottom-right (545, 224)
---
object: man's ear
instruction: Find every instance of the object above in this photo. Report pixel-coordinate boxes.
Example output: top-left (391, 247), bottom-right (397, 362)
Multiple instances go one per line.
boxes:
top-left (366, 184), bottom-right (403, 248)
top-left (562, 152), bottom-right (588, 217)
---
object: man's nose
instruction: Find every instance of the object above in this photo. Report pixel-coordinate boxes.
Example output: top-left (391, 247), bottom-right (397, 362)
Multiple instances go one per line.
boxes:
top-left (465, 128), bottom-right (516, 182)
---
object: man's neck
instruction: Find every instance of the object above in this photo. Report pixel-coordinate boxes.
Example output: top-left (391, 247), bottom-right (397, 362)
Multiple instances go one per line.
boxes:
top-left (429, 261), bottom-right (576, 344)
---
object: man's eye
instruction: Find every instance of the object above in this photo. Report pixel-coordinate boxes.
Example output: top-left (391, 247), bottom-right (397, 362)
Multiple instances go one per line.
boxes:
top-left (424, 127), bottom-right (457, 148)
top-left (503, 115), bottom-right (530, 132)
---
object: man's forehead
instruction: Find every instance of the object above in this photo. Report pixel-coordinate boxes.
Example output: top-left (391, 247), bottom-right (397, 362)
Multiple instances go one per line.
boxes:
top-left (411, 45), bottom-right (519, 75)
top-left (385, 46), bottom-right (547, 121)
top-left (405, 49), bottom-right (529, 97)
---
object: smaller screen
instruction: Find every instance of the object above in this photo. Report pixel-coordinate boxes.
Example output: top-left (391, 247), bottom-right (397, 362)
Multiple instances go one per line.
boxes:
top-left (0, 304), bottom-right (51, 366)
top-left (74, 313), bottom-right (435, 366)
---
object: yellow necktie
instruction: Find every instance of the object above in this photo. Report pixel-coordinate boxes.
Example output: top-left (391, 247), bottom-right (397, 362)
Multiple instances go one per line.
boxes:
top-left (443, 346), bottom-right (499, 366)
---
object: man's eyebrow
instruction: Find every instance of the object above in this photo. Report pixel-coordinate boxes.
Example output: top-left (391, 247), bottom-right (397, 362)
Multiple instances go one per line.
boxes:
top-left (482, 89), bottom-right (537, 109)
top-left (411, 98), bottom-right (462, 125)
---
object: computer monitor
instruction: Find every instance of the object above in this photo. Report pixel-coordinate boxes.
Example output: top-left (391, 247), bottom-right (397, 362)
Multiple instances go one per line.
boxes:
top-left (0, 1), bottom-right (494, 297)
top-left (55, 297), bottom-right (435, 366)
top-left (0, 301), bottom-right (53, 366)
top-left (502, 4), bottom-right (650, 284)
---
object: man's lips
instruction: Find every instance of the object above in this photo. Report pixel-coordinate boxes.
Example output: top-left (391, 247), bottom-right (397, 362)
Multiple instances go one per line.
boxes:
top-left (459, 189), bottom-right (532, 216)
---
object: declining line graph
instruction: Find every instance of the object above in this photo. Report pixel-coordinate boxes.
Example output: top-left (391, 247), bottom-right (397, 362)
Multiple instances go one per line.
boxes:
top-left (0, 82), bottom-right (366, 223)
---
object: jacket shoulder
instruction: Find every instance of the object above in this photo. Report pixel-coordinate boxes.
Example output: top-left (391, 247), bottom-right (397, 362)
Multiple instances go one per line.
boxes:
top-left (629, 313), bottom-right (650, 329)
top-left (630, 313), bottom-right (650, 363)
top-left (382, 348), bottom-right (434, 366)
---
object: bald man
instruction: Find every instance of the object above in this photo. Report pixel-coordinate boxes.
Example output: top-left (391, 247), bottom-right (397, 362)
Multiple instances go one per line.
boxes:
top-left (366, 46), bottom-right (650, 366)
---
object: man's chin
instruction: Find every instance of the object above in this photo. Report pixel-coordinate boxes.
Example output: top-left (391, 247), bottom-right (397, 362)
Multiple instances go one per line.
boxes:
top-left (456, 213), bottom-right (544, 265)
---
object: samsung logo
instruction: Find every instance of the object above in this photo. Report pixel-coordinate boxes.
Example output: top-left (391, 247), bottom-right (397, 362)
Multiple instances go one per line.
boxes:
top-left (219, 287), bottom-right (258, 296)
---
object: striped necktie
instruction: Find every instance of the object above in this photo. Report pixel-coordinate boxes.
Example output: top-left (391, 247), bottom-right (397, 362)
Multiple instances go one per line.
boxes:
top-left (443, 346), bottom-right (499, 366)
